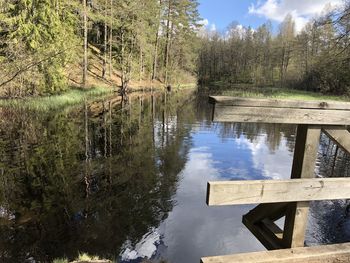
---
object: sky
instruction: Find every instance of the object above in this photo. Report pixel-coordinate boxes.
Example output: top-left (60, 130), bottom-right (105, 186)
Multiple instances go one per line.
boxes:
top-left (198, 0), bottom-right (343, 33)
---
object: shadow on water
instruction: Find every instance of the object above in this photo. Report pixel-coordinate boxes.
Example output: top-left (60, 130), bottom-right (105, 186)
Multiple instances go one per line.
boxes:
top-left (0, 90), bottom-right (349, 262)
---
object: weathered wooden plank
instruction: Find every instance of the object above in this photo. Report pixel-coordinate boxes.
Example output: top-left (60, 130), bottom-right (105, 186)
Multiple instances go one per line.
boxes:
top-left (242, 203), bottom-right (287, 250)
top-left (201, 242), bottom-right (350, 263)
top-left (283, 126), bottom-right (321, 248)
top-left (242, 216), bottom-right (284, 250)
top-left (261, 218), bottom-right (283, 239)
top-left (244, 203), bottom-right (288, 224)
top-left (282, 202), bottom-right (309, 248)
top-left (289, 126), bottom-right (320, 180)
top-left (323, 128), bottom-right (350, 155)
top-left (209, 96), bottom-right (350, 110)
top-left (207, 178), bottom-right (350, 206)
top-left (213, 105), bottom-right (350, 125)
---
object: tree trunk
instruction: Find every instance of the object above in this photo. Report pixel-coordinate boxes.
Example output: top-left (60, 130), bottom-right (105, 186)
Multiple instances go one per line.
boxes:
top-left (109, 0), bottom-right (113, 78)
top-left (152, 31), bottom-right (160, 81)
top-left (102, 0), bottom-right (108, 78)
top-left (139, 46), bottom-right (143, 82)
top-left (164, 0), bottom-right (172, 85)
top-left (152, 0), bottom-right (162, 81)
top-left (121, 30), bottom-right (125, 91)
top-left (83, 0), bottom-right (88, 88)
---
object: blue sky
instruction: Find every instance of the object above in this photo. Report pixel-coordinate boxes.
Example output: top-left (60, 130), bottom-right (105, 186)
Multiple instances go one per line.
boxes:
top-left (198, 0), bottom-right (342, 33)
top-left (198, 0), bottom-right (269, 32)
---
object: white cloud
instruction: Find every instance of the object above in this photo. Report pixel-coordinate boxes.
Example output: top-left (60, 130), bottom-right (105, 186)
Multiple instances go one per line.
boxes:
top-left (249, 0), bottom-right (342, 32)
top-left (120, 229), bottom-right (161, 261)
top-left (199, 18), bottom-right (217, 32)
top-left (245, 135), bottom-right (294, 180)
top-left (199, 19), bottom-right (209, 27)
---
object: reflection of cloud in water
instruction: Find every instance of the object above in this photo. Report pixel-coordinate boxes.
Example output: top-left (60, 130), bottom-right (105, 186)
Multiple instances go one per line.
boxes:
top-left (243, 135), bottom-right (294, 180)
top-left (119, 130), bottom-right (295, 263)
top-left (159, 146), bottom-right (264, 263)
top-left (120, 228), bottom-right (161, 261)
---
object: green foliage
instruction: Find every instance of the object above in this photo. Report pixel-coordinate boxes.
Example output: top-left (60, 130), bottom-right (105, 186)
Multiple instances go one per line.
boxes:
top-left (0, 0), bottom-right (79, 96)
top-left (0, 91), bottom-right (195, 261)
top-left (0, 0), bottom-right (200, 97)
top-left (198, 3), bottom-right (350, 96)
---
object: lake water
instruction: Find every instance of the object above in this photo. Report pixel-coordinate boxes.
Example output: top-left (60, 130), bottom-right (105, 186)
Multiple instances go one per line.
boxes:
top-left (0, 90), bottom-right (349, 263)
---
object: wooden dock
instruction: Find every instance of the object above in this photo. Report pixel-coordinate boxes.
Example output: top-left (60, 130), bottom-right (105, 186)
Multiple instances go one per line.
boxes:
top-left (201, 243), bottom-right (350, 263)
top-left (202, 96), bottom-right (350, 262)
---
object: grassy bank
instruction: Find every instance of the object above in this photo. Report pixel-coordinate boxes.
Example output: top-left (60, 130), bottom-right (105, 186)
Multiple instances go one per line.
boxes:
top-left (0, 82), bottom-right (198, 112)
top-left (53, 253), bottom-right (111, 263)
top-left (0, 87), bottom-right (113, 112)
top-left (206, 83), bottom-right (350, 101)
top-left (52, 253), bottom-right (168, 263)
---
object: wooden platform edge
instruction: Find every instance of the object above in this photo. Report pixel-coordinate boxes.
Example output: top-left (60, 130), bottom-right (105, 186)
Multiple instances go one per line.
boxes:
top-left (212, 105), bottom-right (350, 125)
top-left (200, 242), bottom-right (350, 263)
top-left (207, 178), bottom-right (350, 206)
top-left (242, 215), bottom-right (284, 250)
top-left (209, 96), bottom-right (350, 110)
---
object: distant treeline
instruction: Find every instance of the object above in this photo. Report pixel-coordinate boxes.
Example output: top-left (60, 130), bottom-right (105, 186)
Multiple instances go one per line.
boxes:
top-left (198, 2), bottom-right (350, 95)
top-left (0, 0), bottom-right (200, 97)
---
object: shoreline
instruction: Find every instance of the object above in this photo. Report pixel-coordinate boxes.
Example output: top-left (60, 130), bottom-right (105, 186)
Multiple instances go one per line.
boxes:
top-left (0, 84), bottom-right (197, 112)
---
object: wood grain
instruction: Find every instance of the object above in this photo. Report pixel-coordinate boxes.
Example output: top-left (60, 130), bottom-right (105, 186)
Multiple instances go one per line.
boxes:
top-left (213, 105), bottom-right (350, 125)
top-left (207, 178), bottom-right (350, 206)
top-left (201, 242), bottom-right (350, 263)
top-left (209, 96), bottom-right (350, 110)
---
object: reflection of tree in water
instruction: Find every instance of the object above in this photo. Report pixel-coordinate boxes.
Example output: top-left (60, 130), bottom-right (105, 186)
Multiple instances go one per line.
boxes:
top-left (0, 91), bottom-right (195, 262)
top-left (193, 93), bottom-right (350, 246)
top-left (307, 132), bottom-right (350, 246)
top-left (318, 133), bottom-right (350, 178)
top-left (194, 92), bottom-right (297, 153)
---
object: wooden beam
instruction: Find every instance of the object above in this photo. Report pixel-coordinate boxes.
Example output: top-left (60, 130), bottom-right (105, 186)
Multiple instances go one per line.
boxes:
top-left (323, 128), bottom-right (350, 155)
top-left (242, 203), bottom-right (287, 250)
top-left (209, 96), bottom-right (350, 110)
top-left (242, 216), bottom-right (284, 250)
top-left (201, 242), bottom-right (350, 263)
top-left (212, 105), bottom-right (350, 125)
top-left (283, 125), bottom-right (321, 248)
top-left (244, 203), bottom-right (288, 223)
top-left (289, 126), bottom-right (321, 180)
top-left (206, 178), bottom-right (350, 206)
top-left (282, 202), bottom-right (309, 248)
top-left (261, 218), bottom-right (283, 239)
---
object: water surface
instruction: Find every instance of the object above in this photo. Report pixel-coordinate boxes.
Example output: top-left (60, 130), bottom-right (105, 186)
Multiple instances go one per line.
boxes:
top-left (0, 91), bottom-right (349, 263)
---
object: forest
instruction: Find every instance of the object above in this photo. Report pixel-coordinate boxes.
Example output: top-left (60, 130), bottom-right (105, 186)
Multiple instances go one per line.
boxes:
top-left (198, 2), bottom-right (350, 95)
top-left (1, 1), bottom-right (350, 98)
top-left (0, 0), bottom-right (200, 97)
top-left (1, 1), bottom-right (350, 263)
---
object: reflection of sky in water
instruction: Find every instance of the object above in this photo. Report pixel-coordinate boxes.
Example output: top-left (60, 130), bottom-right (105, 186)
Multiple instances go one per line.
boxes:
top-left (120, 122), bottom-right (295, 263)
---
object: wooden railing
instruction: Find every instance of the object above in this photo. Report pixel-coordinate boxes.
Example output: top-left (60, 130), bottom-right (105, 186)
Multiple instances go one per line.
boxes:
top-left (202, 96), bottom-right (350, 262)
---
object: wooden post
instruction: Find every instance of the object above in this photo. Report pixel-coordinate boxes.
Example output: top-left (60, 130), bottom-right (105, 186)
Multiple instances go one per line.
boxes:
top-left (201, 242), bottom-right (350, 263)
top-left (204, 96), bottom-right (350, 261)
top-left (282, 125), bottom-right (321, 248)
